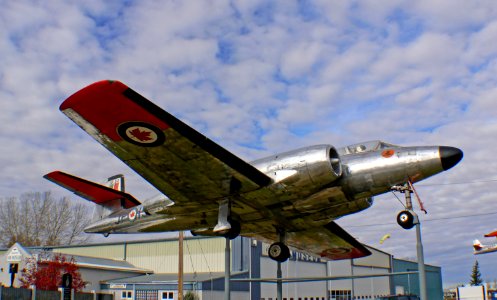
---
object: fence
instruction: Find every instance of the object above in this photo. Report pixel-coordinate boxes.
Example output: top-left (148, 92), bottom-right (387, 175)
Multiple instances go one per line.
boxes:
top-left (0, 286), bottom-right (113, 300)
top-left (0, 286), bottom-right (31, 300)
top-left (37, 289), bottom-right (63, 300)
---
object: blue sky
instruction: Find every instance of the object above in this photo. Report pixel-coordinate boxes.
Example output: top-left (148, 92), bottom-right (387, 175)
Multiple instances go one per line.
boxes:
top-left (2, 0), bottom-right (497, 287)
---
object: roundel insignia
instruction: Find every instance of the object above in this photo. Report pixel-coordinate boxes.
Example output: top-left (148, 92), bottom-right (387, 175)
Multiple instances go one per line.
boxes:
top-left (117, 122), bottom-right (165, 147)
top-left (381, 149), bottom-right (395, 158)
top-left (128, 209), bottom-right (137, 221)
top-left (320, 247), bottom-right (351, 257)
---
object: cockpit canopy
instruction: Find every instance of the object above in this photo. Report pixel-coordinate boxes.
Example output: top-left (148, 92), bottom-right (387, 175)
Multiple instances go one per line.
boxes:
top-left (338, 140), bottom-right (399, 155)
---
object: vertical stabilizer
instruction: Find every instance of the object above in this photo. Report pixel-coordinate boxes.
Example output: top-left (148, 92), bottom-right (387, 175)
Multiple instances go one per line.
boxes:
top-left (106, 174), bottom-right (125, 192)
top-left (94, 174), bottom-right (127, 219)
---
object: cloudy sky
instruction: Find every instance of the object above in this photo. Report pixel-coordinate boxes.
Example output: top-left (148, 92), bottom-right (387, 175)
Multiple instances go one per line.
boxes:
top-left (1, 0), bottom-right (497, 287)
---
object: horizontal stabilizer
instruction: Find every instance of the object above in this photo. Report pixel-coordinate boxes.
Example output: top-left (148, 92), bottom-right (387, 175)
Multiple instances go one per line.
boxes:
top-left (44, 171), bottom-right (140, 209)
top-left (484, 230), bottom-right (497, 238)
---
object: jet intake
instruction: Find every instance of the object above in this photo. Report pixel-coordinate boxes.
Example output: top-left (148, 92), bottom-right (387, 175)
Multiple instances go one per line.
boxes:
top-left (262, 145), bottom-right (343, 190)
top-left (304, 145), bottom-right (342, 187)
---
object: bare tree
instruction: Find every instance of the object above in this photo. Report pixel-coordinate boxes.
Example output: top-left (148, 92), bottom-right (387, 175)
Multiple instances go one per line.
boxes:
top-left (0, 192), bottom-right (92, 247)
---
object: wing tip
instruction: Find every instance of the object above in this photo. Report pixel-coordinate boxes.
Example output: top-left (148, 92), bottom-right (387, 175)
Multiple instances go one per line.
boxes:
top-left (59, 80), bottom-right (126, 111)
top-left (484, 230), bottom-right (497, 238)
top-left (43, 170), bottom-right (63, 181)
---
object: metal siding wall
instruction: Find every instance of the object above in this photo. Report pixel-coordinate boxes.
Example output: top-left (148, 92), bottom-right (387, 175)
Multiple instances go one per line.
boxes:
top-left (126, 240), bottom-right (179, 273)
top-left (260, 256), bottom-right (328, 300)
top-left (183, 238), bottom-right (225, 273)
top-left (52, 245), bottom-right (125, 260)
top-left (393, 259), bottom-right (443, 300)
top-left (125, 238), bottom-right (226, 273)
top-left (353, 248), bottom-right (391, 269)
top-left (350, 266), bottom-right (390, 297)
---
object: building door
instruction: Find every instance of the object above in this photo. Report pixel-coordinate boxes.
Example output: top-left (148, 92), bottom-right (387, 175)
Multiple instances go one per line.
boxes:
top-left (158, 290), bottom-right (175, 300)
top-left (135, 290), bottom-right (158, 300)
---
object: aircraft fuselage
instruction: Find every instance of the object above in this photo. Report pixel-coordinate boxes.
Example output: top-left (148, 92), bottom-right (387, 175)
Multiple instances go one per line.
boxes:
top-left (84, 140), bottom-right (462, 236)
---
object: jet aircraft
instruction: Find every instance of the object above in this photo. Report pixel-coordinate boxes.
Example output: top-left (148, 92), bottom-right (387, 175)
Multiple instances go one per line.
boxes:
top-left (473, 230), bottom-right (497, 255)
top-left (45, 80), bottom-right (463, 262)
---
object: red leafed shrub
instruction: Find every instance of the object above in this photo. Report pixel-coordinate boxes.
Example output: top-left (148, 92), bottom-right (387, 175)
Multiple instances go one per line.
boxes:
top-left (20, 252), bottom-right (85, 291)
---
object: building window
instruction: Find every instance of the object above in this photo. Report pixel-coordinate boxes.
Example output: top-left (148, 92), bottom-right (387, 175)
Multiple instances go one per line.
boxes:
top-left (329, 290), bottom-right (351, 300)
top-left (121, 291), bottom-right (132, 299)
top-left (161, 291), bottom-right (174, 299)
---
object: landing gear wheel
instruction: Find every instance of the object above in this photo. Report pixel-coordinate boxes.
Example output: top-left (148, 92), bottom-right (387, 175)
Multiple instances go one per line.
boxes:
top-left (268, 242), bottom-right (290, 262)
top-left (223, 218), bottom-right (241, 240)
top-left (397, 210), bottom-right (415, 230)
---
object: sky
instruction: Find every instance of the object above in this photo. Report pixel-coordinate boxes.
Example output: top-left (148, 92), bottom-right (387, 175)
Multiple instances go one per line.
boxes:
top-left (1, 0), bottom-right (497, 287)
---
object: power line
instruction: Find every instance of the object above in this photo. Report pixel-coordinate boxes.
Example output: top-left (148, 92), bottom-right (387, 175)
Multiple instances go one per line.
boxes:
top-left (417, 178), bottom-right (497, 187)
top-left (347, 211), bottom-right (497, 228)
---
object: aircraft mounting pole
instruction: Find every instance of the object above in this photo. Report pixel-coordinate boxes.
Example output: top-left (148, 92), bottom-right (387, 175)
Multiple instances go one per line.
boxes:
top-left (277, 262), bottom-right (282, 300)
top-left (404, 188), bottom-right (427, 300)
top-left (178, 231), bottom-right (184, 300)
top-left (225, 237), bottom-right (231, 300)
top-left (277, 231), bottom-right (285, 300)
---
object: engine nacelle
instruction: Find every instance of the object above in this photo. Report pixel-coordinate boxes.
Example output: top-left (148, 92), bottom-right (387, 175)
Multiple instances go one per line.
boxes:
top-left (254, 144), bottom-right (342, 191)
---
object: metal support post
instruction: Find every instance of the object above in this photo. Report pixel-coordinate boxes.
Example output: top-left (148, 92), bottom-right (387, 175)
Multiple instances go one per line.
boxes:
top-left (225, 237), bottom-right (231, 300)
top-left (404, 187), bottom-right (413, 210)
top-left (277, 262), bottom-right (282, 300)
top-left (415, 215), bottom-right (427, 300)
top-left (404, 187), bottom-right (427, 300)
top-left (277, 231), bottom-right (285, 300)
top-left (178, 231), bottom-right (184, 300)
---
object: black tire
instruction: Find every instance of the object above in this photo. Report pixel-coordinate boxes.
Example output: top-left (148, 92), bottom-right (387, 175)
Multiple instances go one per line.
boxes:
top-left (223, 218), bottom-right (241, 240)
top-left (268, 242), bottom-right (291, 262)
top-left (397, 210), bottom-right (415, 230)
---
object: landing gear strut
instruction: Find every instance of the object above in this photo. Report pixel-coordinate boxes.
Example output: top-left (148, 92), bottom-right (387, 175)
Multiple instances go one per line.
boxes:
top-left (213, 198), bottom-right (241, 240)
top-left (391, 184), bottom-right (418, 230)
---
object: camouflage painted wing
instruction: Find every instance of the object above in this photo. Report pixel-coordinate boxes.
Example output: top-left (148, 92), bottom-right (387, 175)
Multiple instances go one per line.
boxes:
top-left (60, 80), bottom-right (272, 207)
top-left (286, 221), bottom-right (371, 260)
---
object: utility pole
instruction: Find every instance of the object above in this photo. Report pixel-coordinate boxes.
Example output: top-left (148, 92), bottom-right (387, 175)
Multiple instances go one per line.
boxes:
top-left (178, 231), bottom-right (184, 300)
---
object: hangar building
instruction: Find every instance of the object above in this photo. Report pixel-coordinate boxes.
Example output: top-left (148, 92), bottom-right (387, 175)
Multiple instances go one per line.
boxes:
top-left (0, 236), bottom-right (442, 299)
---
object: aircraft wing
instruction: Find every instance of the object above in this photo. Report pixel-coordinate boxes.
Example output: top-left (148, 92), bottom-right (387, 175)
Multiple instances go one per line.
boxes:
top-left (60, 80), bottom-right (272, 206)
top-left (484, 230), bottom-right (497, 238)
top-left (44, 171), bottom-right (141, 209)
top-left (283, 221), bottom-right (371, 260)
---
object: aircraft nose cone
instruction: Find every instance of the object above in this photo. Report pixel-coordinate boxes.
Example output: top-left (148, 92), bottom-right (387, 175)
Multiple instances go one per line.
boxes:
top-left (439, 146), bottom-right (463, 170)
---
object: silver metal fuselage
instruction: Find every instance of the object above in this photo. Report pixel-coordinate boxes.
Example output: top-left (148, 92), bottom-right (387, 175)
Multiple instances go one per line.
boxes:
top-left (84, 141), bottom-right (455, 235)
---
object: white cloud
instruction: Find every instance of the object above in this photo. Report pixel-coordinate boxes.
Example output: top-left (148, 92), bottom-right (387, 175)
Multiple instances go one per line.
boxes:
top-left (2, 0), bottom-right (497, 285)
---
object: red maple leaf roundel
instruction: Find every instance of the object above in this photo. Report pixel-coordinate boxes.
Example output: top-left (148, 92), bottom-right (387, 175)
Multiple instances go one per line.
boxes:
top-left (129, 127), bottom-right (153, 142)
top-left (118, 122), bottom-right (165, 147)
